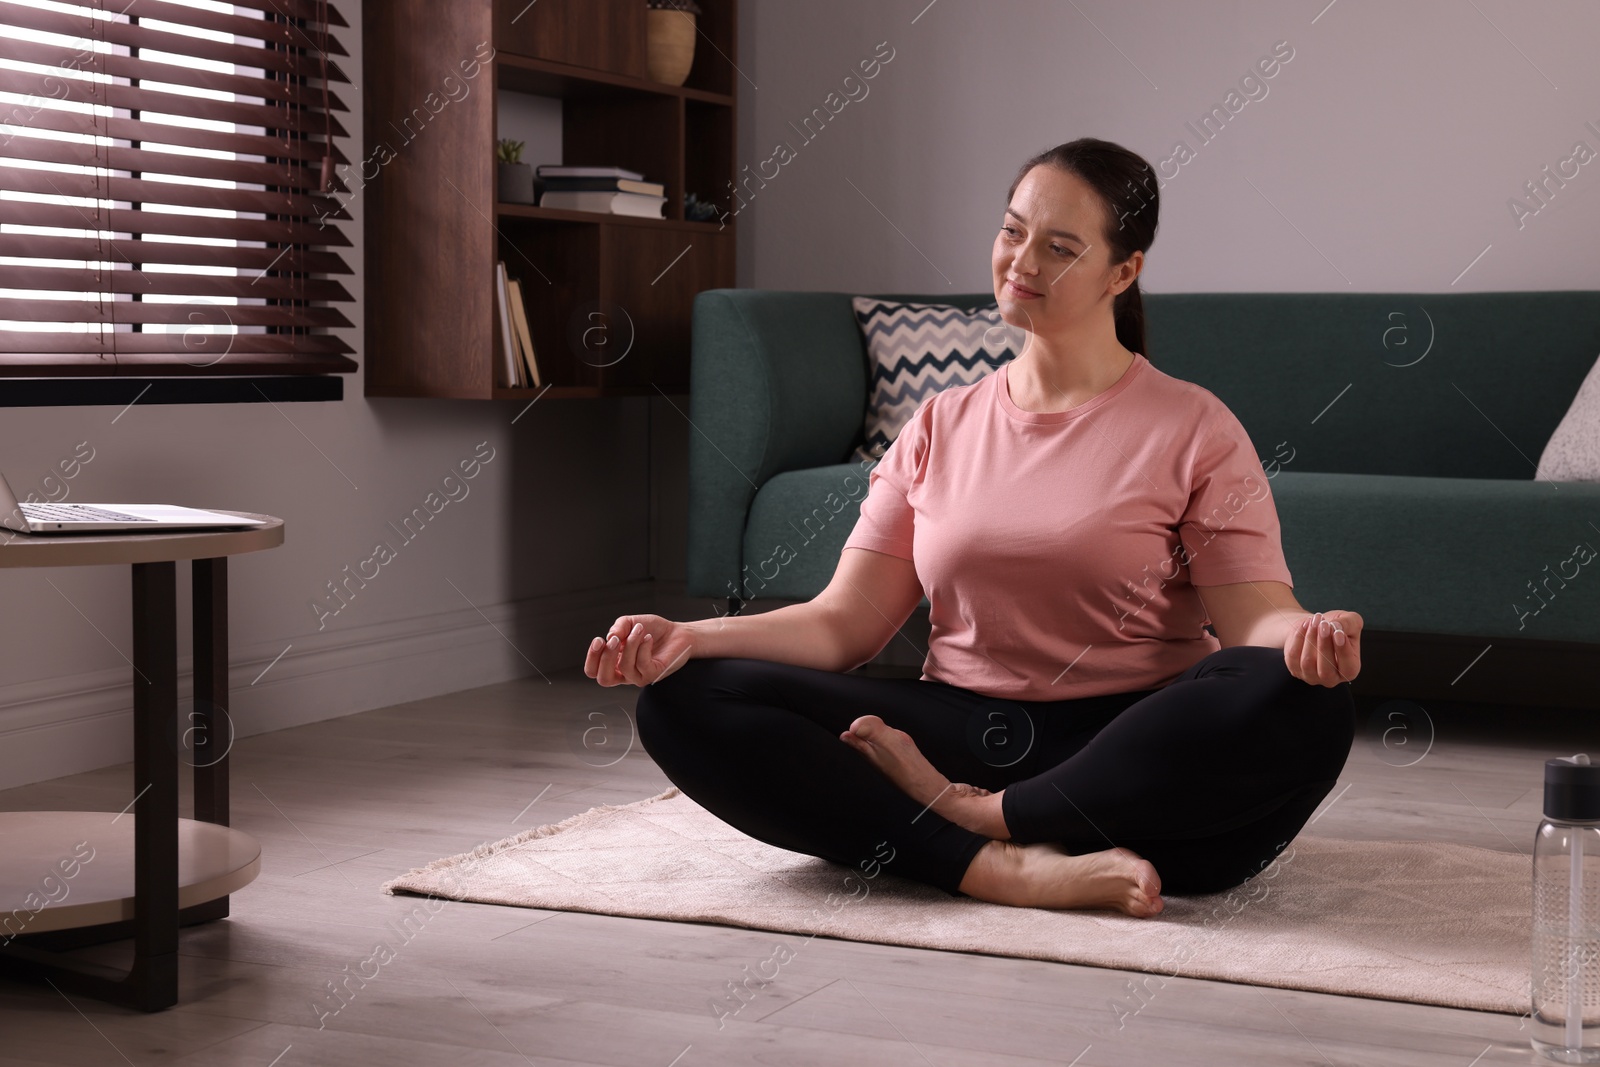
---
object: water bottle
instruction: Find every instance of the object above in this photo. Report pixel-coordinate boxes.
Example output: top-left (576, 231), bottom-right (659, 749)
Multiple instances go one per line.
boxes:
top-left (1533, 754), bottom-right (1600, 1062)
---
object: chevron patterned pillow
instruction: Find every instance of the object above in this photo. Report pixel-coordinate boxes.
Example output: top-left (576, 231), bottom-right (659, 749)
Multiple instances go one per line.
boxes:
top-left (851, 296), bottom-right (1020, 464)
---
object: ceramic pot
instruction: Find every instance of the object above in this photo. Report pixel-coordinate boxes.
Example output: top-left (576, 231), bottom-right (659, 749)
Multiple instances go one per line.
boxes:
top-left (646, 9), bottom-right (696, 86)
top-left (498, 161), bottom-right (534, 204)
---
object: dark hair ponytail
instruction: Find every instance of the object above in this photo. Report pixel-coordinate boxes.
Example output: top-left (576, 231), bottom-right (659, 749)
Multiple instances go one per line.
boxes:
top-left (1005, 138), bottom-right (1159, 359)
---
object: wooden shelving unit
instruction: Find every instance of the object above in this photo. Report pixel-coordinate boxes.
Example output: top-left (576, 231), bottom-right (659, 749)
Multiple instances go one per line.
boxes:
top-left (364, 0), bottom-right (738, 399)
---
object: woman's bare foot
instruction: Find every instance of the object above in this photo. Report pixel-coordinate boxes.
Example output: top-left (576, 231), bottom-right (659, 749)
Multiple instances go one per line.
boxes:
top-left (959, 839), bottom-right (1164, 916)
top-left (840, 714), bottom-right (1009, 839)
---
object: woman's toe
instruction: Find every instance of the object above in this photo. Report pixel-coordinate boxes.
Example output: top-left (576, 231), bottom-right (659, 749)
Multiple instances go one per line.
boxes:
top-left (847, 714), bottom-right (889, 740)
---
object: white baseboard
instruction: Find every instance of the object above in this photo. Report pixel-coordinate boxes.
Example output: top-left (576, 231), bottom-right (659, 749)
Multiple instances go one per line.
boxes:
top-left (0, 580), bottom-right (656, 792)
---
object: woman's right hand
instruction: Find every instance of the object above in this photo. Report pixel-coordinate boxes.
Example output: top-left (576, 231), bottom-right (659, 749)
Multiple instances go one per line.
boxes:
top-left (584, 614), bottom-right (693, 688)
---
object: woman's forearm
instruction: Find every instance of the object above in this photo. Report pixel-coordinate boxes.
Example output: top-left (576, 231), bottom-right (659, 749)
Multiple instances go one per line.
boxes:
top-left (1245, 607), bottom-right (1315, 649)
top-left (681, 601), bottom-right (854, 673)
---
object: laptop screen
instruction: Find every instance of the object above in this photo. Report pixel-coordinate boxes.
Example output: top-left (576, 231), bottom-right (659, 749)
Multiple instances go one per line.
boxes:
top-left (0, 471), bottom-right (33, 536)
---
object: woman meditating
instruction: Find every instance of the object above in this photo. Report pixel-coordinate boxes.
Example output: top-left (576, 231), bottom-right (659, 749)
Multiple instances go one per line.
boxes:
top-left (583, 137), bottom-right (1360, 918)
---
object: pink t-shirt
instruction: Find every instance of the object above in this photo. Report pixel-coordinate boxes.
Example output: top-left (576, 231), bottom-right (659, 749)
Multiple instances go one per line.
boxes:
top-left (842, 352), bottom-right (1293, 701)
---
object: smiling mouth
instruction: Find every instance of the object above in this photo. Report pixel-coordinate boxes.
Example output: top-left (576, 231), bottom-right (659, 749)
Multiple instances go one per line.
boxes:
top-left (1005, 280), bottom-right (1041, 296)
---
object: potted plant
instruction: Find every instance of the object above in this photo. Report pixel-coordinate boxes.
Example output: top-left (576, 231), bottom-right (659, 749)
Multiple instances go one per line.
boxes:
top-left (684, 191), bottom-right (719, 222)
top-left (496, 139), bottom-right (534, 204)
top-left (645, 0), bottom-right (700, 87)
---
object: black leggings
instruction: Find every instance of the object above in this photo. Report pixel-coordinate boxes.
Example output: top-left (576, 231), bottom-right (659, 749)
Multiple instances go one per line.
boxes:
top-left (634, 645), bottom-right (1356, 897)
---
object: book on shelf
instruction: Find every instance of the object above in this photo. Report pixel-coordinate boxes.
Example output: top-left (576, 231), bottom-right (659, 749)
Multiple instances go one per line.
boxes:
top-left (538, 176), bottom-right (666, 197)
top-left (539, 190), bottom-right (666, 219)
top-left (536, 164), bottom-right (644, 180)
top-left (506, 275), bottom-right (542, 388)
top-left (494, 260), bottom-right (520, 388)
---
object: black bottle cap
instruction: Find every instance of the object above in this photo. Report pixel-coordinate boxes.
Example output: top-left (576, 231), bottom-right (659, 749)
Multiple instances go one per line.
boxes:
top-left (1545, 756), bottom-right (1600, 821)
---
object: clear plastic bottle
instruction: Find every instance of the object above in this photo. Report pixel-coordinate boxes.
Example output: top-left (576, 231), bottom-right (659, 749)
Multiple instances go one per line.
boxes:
top-left (1533, 754), bottom-right (1600, 1063)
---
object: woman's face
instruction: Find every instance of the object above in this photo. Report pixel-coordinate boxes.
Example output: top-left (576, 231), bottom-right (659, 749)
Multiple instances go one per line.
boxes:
top-left (991, 163), bottom-right (1141, 337)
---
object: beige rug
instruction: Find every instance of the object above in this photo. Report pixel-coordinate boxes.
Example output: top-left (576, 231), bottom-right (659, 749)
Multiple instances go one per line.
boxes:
top-left (382, 787), bottom-right (1530, 1015)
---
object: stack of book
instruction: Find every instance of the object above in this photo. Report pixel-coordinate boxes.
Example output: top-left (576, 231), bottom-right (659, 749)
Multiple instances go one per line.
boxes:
top-left (537, 165), bottom-right (666, 219)
top-left (495, 260), bottom-right (542, 390)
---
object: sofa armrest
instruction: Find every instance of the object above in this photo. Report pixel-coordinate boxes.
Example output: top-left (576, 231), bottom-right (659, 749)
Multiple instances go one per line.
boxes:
top-left (685, 289), bottom-right (873, 599)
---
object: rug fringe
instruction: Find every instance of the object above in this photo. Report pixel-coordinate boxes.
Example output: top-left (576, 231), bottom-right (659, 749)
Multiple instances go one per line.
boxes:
top-left (379, 785), bottom-right (682, 895)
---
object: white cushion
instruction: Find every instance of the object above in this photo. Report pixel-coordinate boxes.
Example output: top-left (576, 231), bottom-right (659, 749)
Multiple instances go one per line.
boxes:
top-left (1536, 353), bottom-right (1600, 482)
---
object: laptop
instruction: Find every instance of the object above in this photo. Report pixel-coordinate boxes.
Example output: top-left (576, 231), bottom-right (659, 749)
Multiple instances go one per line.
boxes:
top-left (0, 469), bottom-right (268, 535)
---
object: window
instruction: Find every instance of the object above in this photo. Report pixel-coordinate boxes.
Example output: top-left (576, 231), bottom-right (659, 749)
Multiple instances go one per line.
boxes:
top-left (0, 0), bottom-right (355, 386)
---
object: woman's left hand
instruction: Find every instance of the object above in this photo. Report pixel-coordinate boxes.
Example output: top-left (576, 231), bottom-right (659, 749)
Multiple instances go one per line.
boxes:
top-left (1286, 609), bottom-right (1362, 686)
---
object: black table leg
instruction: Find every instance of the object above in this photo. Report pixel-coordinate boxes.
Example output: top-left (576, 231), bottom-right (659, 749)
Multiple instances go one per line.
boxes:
top-left (187, 557), bottom-right (230, 924)
top-left (0, 562), bottom-right (182, 1010)
top-left (192, 558), bottom-right (229, 828)
top-left (128, 559), bottom-right (180, 1009)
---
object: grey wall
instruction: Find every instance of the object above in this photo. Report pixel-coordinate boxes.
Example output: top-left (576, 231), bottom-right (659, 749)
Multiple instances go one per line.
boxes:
top-left (734, 0), bottom-right (1600, 293)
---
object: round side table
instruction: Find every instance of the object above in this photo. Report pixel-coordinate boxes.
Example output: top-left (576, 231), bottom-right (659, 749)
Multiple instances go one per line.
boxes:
top-left (0, 515), bottom-right (282, 1011)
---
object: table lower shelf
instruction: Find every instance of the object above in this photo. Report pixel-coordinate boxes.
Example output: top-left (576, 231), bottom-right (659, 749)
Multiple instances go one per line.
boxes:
top-left (1, 812), bottom-right (260, 937)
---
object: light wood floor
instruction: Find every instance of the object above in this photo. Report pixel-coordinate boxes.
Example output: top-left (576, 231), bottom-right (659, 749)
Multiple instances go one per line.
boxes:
top-left (0, 668), bottom-right (1586, 1066)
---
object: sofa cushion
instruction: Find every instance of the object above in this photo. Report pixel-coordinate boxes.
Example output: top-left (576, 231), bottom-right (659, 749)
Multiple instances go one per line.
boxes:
top-left (738, 462), bottom-right (918, 604)
top-left (850, 296), bottom-right (1016, 465)
top-left (1142, 292), bottom-right (1600, 480)
top-left (1536, 353), bottom-right (1600, 481)
top-left (1271, 470), bottom-right (1600, 642)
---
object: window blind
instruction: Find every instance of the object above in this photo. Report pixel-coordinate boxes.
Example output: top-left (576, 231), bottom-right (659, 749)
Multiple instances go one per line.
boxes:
top-left (0, 0), bottom-right (357, 377)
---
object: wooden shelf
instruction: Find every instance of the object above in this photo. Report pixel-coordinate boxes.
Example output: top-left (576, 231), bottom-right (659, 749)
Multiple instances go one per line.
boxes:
top-left (490, 384), bottom-right (685, 400)
top-left (495, 51), bottom-right (734, 107)
top-left (0, 813), bottom-right (260, 936)
top-left (496, 202), bottom-right (729, 233)
top-left (363, 0), bottom-right (738, 400)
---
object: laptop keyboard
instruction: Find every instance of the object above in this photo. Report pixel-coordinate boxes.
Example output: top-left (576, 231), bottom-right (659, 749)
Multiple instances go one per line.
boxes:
top-left (23, 503), bottom-right (155, 522)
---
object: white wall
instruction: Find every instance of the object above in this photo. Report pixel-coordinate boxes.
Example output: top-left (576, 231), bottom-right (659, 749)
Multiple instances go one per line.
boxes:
top-left (734, 0), bottom-right (1600, 294)
top-left (0, 0), bottom-right (678, 789)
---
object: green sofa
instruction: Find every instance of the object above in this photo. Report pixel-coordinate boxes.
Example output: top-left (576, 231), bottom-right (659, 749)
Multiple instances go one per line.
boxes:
top-left (685, 289), bottom-right (1600, 704)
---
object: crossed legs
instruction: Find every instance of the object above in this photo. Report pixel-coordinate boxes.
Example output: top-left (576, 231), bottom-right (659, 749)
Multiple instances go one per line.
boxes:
top-left (633, 645), bottom-right (1354, 912)
top-left (634, 658), bottom-right (1001, 896)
